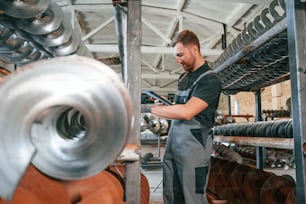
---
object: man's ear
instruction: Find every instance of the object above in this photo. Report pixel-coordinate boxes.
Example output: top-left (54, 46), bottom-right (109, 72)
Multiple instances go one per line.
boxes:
top-left (192, 44), bottom-right (199, 54)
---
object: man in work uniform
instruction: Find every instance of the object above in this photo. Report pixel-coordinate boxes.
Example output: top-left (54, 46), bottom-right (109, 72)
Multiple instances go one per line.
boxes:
top-left (142, 29), bottom-right (222, 204)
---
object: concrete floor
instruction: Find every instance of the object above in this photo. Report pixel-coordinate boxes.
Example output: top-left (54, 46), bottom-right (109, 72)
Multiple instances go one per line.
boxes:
top-left (141, 142), bottom-right (165, 204)
top-left (142, 168), bottom-right (164, 204)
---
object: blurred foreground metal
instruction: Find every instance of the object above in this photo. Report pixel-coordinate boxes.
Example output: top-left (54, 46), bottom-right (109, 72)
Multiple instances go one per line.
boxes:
top-left (0, 56), bottom-right (133, 200)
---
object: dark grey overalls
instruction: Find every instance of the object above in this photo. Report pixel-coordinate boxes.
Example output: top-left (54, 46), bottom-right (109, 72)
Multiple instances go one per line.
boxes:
top-left (163, 70), bottom-right (214, 204)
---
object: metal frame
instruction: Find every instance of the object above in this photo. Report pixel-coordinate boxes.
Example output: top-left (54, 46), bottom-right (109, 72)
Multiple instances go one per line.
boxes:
top-left (214, 136), bottom-right (294, 149)
top-left (215, 1), bottom-right (306, 202)
top-left (125, 0), bottom-right (142, 203)
top-left (113, 0), bottom-right (142, 203)
top-left (254, 90), bottom-right (266, 170)
top-left (286, 1), bottom-right (306, 203)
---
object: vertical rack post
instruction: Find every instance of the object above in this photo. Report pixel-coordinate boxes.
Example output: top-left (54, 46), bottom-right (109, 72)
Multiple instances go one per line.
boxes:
top-left (222, 23), bottom-right (232, 117)
top-left (286, 1), bottom-right (306, 203)
top-left (125, 0), bottom-right (142, 203)
top-left (254, 90), bottom-right (263, 122)
top-left (113, 2), bottom-right (128, 84)
top-left (254, 90), bottom-right (266, 170)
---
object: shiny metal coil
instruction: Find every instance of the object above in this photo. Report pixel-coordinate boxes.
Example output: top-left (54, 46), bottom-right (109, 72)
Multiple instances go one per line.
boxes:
top-left (0, 56), bottom-right (133, 200)
top-left (213, 0), bottom-right (286, 68)
top-left (142, 113), bottom-right (169, 134)
top-left (0, 0), bottom-right (91, 66)
top-left (0, 0), bottom-right (50, 18)
top-left (212, 0), bottom-right (288, 92)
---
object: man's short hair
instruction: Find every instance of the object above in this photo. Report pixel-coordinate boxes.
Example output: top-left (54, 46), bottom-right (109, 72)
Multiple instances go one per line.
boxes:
top-left (171, 29), bottom-right (200, 51)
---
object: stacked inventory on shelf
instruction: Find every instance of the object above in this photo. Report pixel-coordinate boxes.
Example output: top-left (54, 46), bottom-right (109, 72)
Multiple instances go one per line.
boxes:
top-left (211, 0), bottom-right (306, 203)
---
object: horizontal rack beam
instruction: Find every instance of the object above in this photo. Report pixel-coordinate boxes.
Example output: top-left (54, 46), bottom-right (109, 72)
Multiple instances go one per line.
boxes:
top-left (214, 135), bottom-right (294, 149)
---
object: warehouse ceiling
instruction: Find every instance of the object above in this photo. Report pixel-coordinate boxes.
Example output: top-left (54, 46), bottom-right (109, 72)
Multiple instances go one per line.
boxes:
top-left (3, 0), bottom-right (273, 94)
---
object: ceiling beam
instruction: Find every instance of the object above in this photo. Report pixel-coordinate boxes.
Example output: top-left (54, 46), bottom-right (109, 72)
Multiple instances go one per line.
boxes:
top-left (225, 3), bottom-right (253, 26)
top-left (142, 59), bottom-right (159, 73)
top-left (203, 36), bottom-right (222, 50)
top-left (212, 0), bottom-right (270, 4)
top-left (142, 17), bottom-right (172, 44)
top-left (64, 5), bottom-right (223, 32)
top-left (142, 72), bottom-right (180, 79)
top-left (153, 17), bottom-right (179, 67)
top-left (181, 12), bottom-right (223, 34)
top-left (81, 16), bottom-right (115, 41)
top-left (170, 66), bottom-right (183, 74)
top-left (142, 79), bottom-right (153, 87)
top-left (61, 4), bottom-right (113, 11)
top-left (142, 86), bottom-right (177, 93)
top-left (86, 44), bottom-right (223, 56)
top-left (176, 0), bottom-right (186, 11)
top-left (160, 80), bottom-right (177, 88)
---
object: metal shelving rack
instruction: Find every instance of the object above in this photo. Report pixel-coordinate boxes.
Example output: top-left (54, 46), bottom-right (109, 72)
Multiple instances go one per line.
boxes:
top-left (286, 1), bottom-right (306, 203)
top-left (113, 0), bottom-right (142, 203)
top-left (212, 1), bottom-right (306, 203)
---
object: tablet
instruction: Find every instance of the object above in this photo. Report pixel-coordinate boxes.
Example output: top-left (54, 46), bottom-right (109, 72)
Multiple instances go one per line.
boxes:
top-left (143, 89), bottom-right (172, 106)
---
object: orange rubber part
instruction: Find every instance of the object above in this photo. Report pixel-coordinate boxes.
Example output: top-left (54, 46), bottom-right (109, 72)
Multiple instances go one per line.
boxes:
top-left (0, 163), bottom-right (150, 204)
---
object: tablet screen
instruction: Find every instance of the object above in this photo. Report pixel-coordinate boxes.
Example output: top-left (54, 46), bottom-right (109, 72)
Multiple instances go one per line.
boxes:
top-left (143, 90), bottom-right (172, 106)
